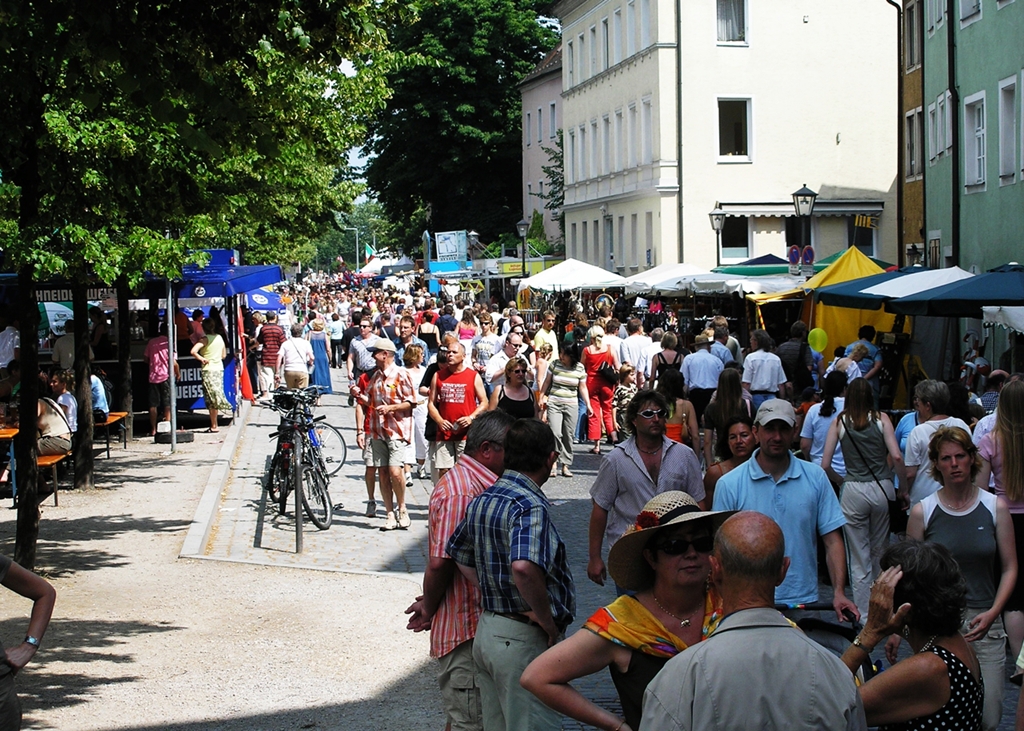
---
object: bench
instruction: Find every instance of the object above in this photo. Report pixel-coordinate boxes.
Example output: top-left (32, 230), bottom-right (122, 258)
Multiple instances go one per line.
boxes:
top-left (95, 412), bottom-right (129, 458)
top-left (36, 452), bottom-right (70, 506)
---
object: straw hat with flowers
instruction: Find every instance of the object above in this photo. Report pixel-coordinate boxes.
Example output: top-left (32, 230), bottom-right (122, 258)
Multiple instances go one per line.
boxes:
top-left (607, 492), bottom-right (735, 591)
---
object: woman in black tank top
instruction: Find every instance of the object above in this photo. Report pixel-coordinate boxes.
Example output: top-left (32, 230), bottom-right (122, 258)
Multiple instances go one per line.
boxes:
top-left (488, 356), bottom-right (537, 419)
top-left (650, 332), bottom-right (683, 385)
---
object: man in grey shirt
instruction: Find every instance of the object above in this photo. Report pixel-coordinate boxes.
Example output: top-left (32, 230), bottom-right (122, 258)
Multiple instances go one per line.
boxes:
top-left (587, 390), bottom-right (704, 589)
top-left (640, 511), bottom-right (866, 731)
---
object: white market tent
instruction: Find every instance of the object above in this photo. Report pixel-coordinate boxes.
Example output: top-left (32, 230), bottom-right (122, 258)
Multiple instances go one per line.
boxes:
top-left (858, 266), bottom-right (973, 298)
top-left (518, 258), bottom-right (627, 292)
top-left (358, 255), bottom-right (414, 275)
top-left (689, 274), bottom-right (806, 296)
top-left (984, 306), bottom-right (1024, 334)
top-left (624, 263), bottom-right (710, 295)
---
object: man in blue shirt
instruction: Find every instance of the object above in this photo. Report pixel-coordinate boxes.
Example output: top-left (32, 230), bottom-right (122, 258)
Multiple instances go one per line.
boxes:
top-left (712, 399), bottom-right (857, 622)
top-left (447, 419), bottom-right (574, 731)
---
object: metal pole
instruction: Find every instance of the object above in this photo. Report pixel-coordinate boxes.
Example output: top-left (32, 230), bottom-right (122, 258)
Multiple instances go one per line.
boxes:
top-left (166, 280), bottom-right (177, 453)
top-left (294, 427), bottom-right (303, 553)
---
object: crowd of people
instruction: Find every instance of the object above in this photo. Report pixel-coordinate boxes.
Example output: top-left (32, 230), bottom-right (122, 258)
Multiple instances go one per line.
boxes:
top-left (243, 280), bottom-right (1024, 731)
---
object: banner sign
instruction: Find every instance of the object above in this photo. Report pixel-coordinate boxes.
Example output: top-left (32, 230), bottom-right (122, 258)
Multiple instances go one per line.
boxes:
top-left (37, 287), bottom-right (116, 302)
top-left (434, 230), bottom-right (468, 263)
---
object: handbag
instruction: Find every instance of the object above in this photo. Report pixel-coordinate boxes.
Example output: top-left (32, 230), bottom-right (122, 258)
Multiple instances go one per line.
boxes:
top-left (841, 416), bottom-right (908, 535)
top-left (596, 357), bottom-right (618, 385)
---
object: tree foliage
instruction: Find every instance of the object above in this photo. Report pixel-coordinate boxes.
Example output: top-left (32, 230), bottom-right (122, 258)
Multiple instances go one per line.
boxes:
top-left (538, 129), bottom-right (564, 240)
top-left (364, 0), bottom-right (558, 247)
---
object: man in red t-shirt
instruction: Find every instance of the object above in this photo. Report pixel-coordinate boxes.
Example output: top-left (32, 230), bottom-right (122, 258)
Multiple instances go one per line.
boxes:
top-left (427, 342), bottom-right (487, 482)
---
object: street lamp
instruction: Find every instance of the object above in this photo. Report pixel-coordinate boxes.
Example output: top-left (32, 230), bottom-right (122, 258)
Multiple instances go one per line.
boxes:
top-left (791, 184), bottom-right (818, 256)
top-left (343, 226), bottom-right (360, 270)
top-left (709, 203), bottom-right (725, 267)
top-left (516, 218), bottom-right (530, 279)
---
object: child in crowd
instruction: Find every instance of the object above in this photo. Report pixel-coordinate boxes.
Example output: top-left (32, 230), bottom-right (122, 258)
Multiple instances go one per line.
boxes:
top-left (612, 364), bottom-right (637, 438)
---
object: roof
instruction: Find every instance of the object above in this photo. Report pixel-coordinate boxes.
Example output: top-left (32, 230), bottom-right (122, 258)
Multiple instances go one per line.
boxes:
top-left (520, 43), bottom-right (562, 87)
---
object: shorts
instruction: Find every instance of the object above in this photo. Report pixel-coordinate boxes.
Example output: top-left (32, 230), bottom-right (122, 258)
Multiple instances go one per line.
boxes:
top-left (437, 639), bottom-right (483, 731)
top-left (38, 435), bottom-right (72, 456)
top-left (284, 371), bottom-right (309, 389)
top-left (148, 380), bottom-right (171, 413)
top-left (371, 437), bottom-right (406, 468)
top-left (430, 440), bottom-right (465, 470)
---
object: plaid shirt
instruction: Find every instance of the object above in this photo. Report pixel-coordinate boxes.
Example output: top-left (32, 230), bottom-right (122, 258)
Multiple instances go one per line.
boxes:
top-left (446, 470), bottom-right (576, 629)
top-left (428, 454), bottom-right (498, 658)
top-left (368, 362), bottom-right (415, 443)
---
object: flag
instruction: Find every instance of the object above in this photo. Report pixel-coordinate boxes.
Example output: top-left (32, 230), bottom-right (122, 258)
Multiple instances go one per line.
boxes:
top-left (855, 215), bottom-right (879, 229)
top-left (364, 243), bottom-right (375, 261)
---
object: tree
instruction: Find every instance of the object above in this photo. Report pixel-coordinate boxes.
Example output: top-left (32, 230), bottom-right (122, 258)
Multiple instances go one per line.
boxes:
top-left (0, 0), bottom-right (404, 568)
top-left (538, 129), bottom-right (565, 241)
top-left (364, 0), bottom-right (559, 244)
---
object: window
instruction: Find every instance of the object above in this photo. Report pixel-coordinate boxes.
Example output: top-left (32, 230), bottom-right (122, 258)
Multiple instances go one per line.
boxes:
top-left (936, 92), bottom-right (948, 154)
top-left (626, 1), bottom-right (636, 57)
top-left (717, 0), bottom-right (746, 42)
top-left (590, 120), bottom-right (599, 178)
top-left (590, 26), bottom-right (597, 76)
top-left (927, 102), bottom-right (938, 161)
top-left (847, 216), bottom-right (876, 256)
top-left (601, 18), bottom-right (609, 71)
top-left (579, 125), bottom-right (587, 179)
top-left (570, 222), bottom-right (577, 258)
top-left (999, 77), bottom-right (1017, 181)
top-left (628, 103), bottom-right (638, 167)
top-left (631, 214), bottom-right (639, 266)
top-left (927, 0), bottom-right (945, 31)
top-left (549, 103), bottom-right (557, 138)
top-left (614, 109), bottom-right (624, 171)
top-left (618, 216), bottom-right (626, 264)
top-left (613, 10), bottom-right (622, 64)
top-left (645, 212), bottom-right (654, 264)
top-left (567, 129), bottom-right (576, 183)
top-left (602, 116), bottom-right (611, 174)
top-left (537, 107), bottom-right (542, 143)
top-left (944, 90), bottom-right (953, 150)
top-left (959, 0), bottom-right (981, 22)
top-left (566, 42), bottom-right (574, 87)
top-left (525, 112), bottom-right (531, 147)
top-left (718, 98), bottom-right (751, 161)
top-left (641, 97), bottom-right (653, 164)
top-left (905, 0), bottom-right (922, 69)
top-left (582, 220), bottom-right (589, 260)
top-left (720, 216), bottom-right (749, 260)
top-left (526, 182), bottom-right (532, 210)
top-left (964, 91), bottom-right (986, 187)
top-left (578, 33), bottom-right (585, 81)
top-left (538, 180), bottom-right (544, 200)
top-left (640, 0), bottom-right (651, 48)
top-left (906, 107), bottom-right (924, 179)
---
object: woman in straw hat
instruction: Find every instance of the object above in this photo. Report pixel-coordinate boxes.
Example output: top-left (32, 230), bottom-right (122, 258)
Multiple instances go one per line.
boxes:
top-left (521, 492), bottom-right (734, 731)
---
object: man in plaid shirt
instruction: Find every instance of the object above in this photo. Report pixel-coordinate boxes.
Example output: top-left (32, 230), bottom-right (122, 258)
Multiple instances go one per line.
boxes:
top-left (446, 419), bottom-right (575, 731)
top-left (364, 337), bottom-right (415, 531)
top-left (405, 410), bottom-right (516, 731)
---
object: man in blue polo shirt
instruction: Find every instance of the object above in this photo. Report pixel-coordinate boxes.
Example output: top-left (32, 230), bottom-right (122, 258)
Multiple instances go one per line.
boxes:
top-left (712, 399), bottom-right (858, 622)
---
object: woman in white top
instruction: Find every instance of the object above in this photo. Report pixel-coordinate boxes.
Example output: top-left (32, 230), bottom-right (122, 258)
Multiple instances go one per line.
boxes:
top-left (402, 344), bottom-right (429, 482)
top-left (50, 370), bottom-right (78, 433)
top-left (276, 324), bottom-right (315, 389)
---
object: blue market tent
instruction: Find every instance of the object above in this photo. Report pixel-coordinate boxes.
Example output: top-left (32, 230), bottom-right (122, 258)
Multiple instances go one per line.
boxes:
top-left (245, 288), bottom-right (283, 311)
top-left (814, 268), bottom-right (915, 309)
top-left (175, 263), bottom-right (284, 298)
top-left (888, 264), bottom-right (1024, 318)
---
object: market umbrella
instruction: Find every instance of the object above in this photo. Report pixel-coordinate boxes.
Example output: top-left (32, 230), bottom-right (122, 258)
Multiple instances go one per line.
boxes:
top-left (888, 264), bottom-right (1024, 318)
top-left (624, 263), bottom-right (710, 295)
top-left (245, 289), bottom-right (282, 311)
top-left (814, 268), bottom-right (918, 308)
top-left (38, 302), bottom-right (74, 337)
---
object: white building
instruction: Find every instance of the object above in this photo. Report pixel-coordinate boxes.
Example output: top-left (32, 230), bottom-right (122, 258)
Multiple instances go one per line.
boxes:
top-left (520, 44), bottom-right (563, 245)
top-left (552, 0), bottom-right (899, 274)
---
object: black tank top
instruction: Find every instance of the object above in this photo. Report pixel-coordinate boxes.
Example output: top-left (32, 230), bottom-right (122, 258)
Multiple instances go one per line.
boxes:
top-left (652, 351), bottom-right (682, 381)
top-left (496, 386), bottom-right (535, 419)
top-left (609, 650), bottom-right (671, 731)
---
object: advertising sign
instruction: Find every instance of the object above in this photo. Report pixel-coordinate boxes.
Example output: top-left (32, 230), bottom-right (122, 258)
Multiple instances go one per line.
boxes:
top-left (434, 230), bottom-right (468, 263)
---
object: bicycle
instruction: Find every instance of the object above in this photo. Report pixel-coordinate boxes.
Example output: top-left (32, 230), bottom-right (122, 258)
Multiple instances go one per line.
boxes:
top-left (265, 388), bottom-right (336, 529)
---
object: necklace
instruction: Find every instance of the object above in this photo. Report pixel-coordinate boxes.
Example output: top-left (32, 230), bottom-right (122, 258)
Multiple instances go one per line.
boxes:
top-left (919, 635), bottom-right (938, 653)
top-left (637, 445), bottom-right (661, 455)
top-left (653, 594), bottom-right (700, 627)
top-left (940, 486), bottom-right (978, 512)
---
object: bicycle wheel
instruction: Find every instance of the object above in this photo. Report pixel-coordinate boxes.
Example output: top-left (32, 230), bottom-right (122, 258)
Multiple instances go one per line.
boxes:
top-left (266, 451), bottom-right (288, 506)
top-left (300, 462), bottom-right (333, 529)
top-left (314, 423), bottom-right (347, 477)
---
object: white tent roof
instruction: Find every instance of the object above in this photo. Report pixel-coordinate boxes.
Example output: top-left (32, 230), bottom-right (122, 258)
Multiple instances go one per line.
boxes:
top-left (359, 255), bottom-right (414, 275)
top-left (624, 263), bottom-right (711, 295)
top-left (860, 266), bottom-right (973, 298)
top-left (984, 306), bottom-right (1024, 334)
top-left (690, 274), bottom-right (805, 296)
top-left (518, 258), bottom-right (626, 292)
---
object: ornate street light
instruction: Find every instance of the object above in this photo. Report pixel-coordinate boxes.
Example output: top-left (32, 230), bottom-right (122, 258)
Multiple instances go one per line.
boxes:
top-left (516, 218), bottom-right (530, 279)
top-left (791, 184), bottom-right (818, 258)
top-left (709, 204), bottom-right (725, 267)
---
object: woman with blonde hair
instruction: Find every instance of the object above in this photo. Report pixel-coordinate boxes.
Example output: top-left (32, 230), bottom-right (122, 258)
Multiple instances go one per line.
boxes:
top-left (648, 331), bottom-right (683, 386)
top-left (581, 325), bottom-right (620, 455)
top-left (977, 379), bottom-right (1024, 672)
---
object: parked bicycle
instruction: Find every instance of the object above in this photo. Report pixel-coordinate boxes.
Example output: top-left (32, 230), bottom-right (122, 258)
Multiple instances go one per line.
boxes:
top-left (265, 387), bottom-right (342, 529)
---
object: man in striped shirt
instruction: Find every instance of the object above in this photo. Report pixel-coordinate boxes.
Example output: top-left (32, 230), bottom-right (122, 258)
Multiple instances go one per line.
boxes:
top-left (446, 419), bottom-right (575, 731)
top-left (406, 411), bottom-right (515, 731)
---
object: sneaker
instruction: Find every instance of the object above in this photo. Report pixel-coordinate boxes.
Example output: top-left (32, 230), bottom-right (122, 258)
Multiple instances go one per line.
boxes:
top-left (365, 500), bottom-right (377, 518)
top-left (397, 508), bottom-right (411, 529)
top-left (381, 511), bottom-right (397, 531)
top-left (405, 472), bottom-right (414, 487)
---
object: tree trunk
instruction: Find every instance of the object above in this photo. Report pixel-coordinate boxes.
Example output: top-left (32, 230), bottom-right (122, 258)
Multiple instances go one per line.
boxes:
top-left (116, 276), bottom-right (133, 441)
top-left (72, 281), bottom-right (95, 491)
top-left (14, 266), bottom-right (41, 570)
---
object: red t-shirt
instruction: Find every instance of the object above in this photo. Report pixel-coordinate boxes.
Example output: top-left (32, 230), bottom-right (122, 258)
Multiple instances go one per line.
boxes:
top-left (435, 367), bottom-right (479, 441)
top-left (357, 372), bottom-right (373, 433)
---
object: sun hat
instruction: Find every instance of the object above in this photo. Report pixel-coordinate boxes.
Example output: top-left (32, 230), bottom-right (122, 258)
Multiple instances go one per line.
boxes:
top-left (694, 333), bottom-right (712, 347)
top-left (753, 398), bottom-right (796, 427)
top-left (607, 492), bottom-right (735, 591)
top-left (370, 337), bottom-right (396, 353)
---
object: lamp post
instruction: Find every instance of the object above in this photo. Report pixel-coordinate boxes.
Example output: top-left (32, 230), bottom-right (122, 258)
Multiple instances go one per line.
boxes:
top-left (791, 184), bottom-right (818, 257)
top-left (516, 218), bottom-right (530, 280)
top-left (343, 226), bottom-right (360, 270)
top-left (709, 204), bottom-right (725, 268)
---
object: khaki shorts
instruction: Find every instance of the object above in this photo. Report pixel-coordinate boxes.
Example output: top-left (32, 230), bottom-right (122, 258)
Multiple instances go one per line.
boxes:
top-left (437, 639), bottom-right (483, 731)
top-left (371, 437), bottom-right (406, 468)
top-left (284, 371), bottom-right (309, 389)
top-left (430, 440), bottom-right (465, 470)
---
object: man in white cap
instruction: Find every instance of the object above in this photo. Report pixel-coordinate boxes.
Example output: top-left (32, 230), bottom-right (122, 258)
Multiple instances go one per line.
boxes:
top-left (712, 398), bottom-right (857, 622)
top-left (366, 337), bottom-right (416, 530)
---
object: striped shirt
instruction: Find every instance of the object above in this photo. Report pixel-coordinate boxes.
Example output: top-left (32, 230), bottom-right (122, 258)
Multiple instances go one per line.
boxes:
top-left (547, 360), bottom-right (586, 401)
top-left (447, 471), bottom-right (576, 629)
top-left (368, 363), bottom-right (415, 443)
top-left (429, 454), bottom-right (499, 658)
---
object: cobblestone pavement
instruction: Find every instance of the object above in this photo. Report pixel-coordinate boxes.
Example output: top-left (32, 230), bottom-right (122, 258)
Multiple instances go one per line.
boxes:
top-left (186, 367), bottom-right (1022, 731)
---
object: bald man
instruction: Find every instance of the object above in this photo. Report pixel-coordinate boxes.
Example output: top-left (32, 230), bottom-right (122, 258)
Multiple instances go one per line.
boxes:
top-left (640, 512), bottom-right (866, 731)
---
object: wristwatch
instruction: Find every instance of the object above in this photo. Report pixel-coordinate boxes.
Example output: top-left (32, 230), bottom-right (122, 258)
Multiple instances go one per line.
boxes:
top-left (24, 635), bottom-right (40, 648)
top-left (851, 634), bottom-right (870, 652)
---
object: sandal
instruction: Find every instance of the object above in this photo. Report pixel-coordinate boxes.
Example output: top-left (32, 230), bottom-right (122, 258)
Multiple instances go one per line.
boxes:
top-left (561, 467), bottom-right (573, 477)
top-left (204, 428), bottom-right (220, 433)
top-left (589, 447), bottom-right (601, 454)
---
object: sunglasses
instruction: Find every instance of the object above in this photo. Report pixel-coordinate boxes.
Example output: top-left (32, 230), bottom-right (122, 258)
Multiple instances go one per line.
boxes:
top-left (360, 324), bottom-right (371, 328)
top-left (638, 408), bottom-right (667, 419)
top-left (656, 536), bottom-right (714, 555)
top-left (511, 369), bottom-right (526, 375)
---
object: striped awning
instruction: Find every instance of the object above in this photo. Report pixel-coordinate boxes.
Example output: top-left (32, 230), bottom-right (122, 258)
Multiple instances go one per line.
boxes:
top-left (719, 200), bottom-right (884, 218)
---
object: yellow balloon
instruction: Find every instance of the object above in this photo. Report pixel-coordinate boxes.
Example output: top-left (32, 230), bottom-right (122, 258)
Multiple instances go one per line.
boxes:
top-left (808, 328), bottom-right (828, 354)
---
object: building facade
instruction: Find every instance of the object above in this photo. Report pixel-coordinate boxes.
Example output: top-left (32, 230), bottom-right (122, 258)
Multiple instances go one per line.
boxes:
top-left (520, 44), bottom-right (564, 245)
top-left (553, 0), bottom-right (899, 274)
